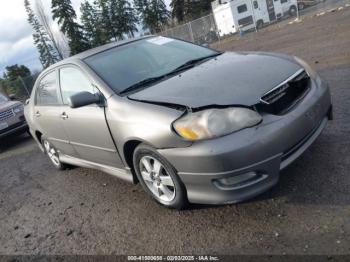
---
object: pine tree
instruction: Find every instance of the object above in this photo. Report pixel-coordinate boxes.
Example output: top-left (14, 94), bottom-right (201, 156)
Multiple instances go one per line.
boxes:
top-left (35, 0), bottom-right (64, 60)
top-left (96, 0), bottom-right (116, 40)
top-left (24, 0), bottom-right (59, 68)
top-left (170, 0), bottom-right (212, 23)
top-left (110, 0), bottom-right (138, 39)
top-left (170, 0), bottom-right (185, 22)
top-left (3, 64), bottom-right (31, 81)
top-left (189, 0), bottom-right (212, 20)
top-left (91, 0), bottom-right (139, 42)
top-left (135, 0), bottom-right (170, 33)
top-left (80, 0), bottom-right (108, 47)
top-left (52, 0), bottom-right (90, 55)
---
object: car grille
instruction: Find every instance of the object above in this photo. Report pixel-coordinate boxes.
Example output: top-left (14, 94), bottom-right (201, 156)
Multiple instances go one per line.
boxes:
top-left (0, 108), bottom-right (15, 121)
top-left (258, 69), bottom-right (311, 115)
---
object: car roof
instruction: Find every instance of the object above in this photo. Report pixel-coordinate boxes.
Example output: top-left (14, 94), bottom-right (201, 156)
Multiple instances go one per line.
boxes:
top-left (44, 35), bottom-right (155, 71)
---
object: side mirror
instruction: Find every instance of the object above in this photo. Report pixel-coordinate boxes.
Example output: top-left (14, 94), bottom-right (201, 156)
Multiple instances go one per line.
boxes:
top-left (68, 91), bottom-right (101, 108)
top-left (9, 94), bottom-right (16, 100)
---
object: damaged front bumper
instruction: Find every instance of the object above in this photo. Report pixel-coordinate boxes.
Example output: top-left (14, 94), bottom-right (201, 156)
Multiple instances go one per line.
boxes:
top-left (157, 78), bottom-right (332, 204)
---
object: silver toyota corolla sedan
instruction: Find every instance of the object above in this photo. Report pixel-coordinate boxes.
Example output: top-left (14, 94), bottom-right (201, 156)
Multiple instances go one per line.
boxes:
top-left (25, 36), bottom-right (332, 209)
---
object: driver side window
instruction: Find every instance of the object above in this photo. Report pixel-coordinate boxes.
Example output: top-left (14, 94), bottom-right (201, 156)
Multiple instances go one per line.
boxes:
top-left (59, 67), bottom-right (95, 105)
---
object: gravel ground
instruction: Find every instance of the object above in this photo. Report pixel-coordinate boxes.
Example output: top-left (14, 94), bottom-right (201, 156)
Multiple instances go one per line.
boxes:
top-left (0, 7), bottom-right (350, 256)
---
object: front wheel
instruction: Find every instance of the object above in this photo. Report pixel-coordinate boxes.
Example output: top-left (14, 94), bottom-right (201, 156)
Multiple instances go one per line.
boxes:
top-left (133, 144), bottom-right (188, 209)
top-left (42, 138), bottom-right (69, 170)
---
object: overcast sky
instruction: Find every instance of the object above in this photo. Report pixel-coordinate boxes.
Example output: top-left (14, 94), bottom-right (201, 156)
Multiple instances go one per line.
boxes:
top-left (0, 0), bottom-right (171, 76)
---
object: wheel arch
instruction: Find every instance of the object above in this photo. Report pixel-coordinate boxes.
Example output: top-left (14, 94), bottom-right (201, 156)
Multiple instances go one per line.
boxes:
top-left (256, 19), bottom-right (264, 29)
top-left (34, 130), bottom-right (45, 152)
top-left (122, 139), bottom-right (171, 184)
top-left (123, 139), bottom-right (144, 183)
top-left (288, 5), bottom-right (297, 16)
top-left (35, 130), bottom-right (43, 143)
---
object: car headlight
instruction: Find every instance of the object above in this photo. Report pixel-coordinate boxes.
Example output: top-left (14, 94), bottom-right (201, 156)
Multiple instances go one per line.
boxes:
top-left (293, 56), bottom-right (318, 79)
top-left (173, 107), bottom-right (262, 141)
top-left (13, 104), bottom-right (24, 114)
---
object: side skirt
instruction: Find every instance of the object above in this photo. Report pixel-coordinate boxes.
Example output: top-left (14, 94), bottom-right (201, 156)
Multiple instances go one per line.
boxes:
top-left (59, 154), bottom-right (134, 184)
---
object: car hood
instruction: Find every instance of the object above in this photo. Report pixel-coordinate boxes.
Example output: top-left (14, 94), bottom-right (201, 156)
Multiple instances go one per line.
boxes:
top-left (0, 101), bottom-right (22, 111)
top-left (128, 52), bottom-right (302, 108)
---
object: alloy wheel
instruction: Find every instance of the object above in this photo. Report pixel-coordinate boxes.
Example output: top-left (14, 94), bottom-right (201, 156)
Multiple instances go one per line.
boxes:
top-left (139, 156), bottom-right (176, 203)
top-left (43, 140), bottom-right (60, 167)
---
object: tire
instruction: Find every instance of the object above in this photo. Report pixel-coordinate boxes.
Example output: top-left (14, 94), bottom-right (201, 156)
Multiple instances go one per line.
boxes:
top-left (133, 144), bottom-right (188, 209)
top-left (298, 2), bottom-right (305, 10)
top-left (289, 5), bottom-right (297, 16)
top-left (256, 20), bottom-right (264, 30)
top-left (41, 137), bottom-right (69, 170)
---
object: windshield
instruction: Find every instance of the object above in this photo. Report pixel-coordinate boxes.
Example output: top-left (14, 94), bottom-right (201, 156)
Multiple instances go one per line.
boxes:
top-left (84, 37), bottom-right (219, 94)
top-left (0, 93), bottom-right (8, 103)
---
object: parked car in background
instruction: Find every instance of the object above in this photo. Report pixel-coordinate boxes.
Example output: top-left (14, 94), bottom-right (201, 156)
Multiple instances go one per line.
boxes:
top-left (25, 36), bottom-right (332, 209)
top-left (0, 93), bottom-right (28, 139)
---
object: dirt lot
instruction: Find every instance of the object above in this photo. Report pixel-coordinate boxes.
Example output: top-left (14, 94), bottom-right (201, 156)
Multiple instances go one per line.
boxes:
top-left (1, 6), bottom-right (350, 256)
top-left (213, 4), bottom-right (350, 71)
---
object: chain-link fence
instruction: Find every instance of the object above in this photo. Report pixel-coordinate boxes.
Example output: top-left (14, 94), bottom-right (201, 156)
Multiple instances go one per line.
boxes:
top-left (161, 14), bottom-right (220, 45)
top-left (0, 75), bottom-right (36, 103)
top-left (160, 0), bottom-right (350, 45)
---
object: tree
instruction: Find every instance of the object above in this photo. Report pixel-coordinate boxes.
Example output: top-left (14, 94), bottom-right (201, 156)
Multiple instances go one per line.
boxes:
top-left (86, 0), bottom-right (139, 43)
top-left (170, 0), bottom-right (212, 23)
top-left (110, 0), bottom-right (138, 39)
top-left (80, 0), bottom-right (108, 47)
top-left (96, 0), bottom-right (116, 40)
top-left (3, 65), bottom-right (31, 81)
top-left (170, 0), bottom-right (185, 22)
top-left (135, 0), bottom-right (170, 33)
top-left (52, 0), bottom-right (90, 55)
top-left (35, 0), bottom-right (64, 59)
top-left (24, 0), bottom-right (59, 68)
top-left (189, 0), bottom-right (212, 20)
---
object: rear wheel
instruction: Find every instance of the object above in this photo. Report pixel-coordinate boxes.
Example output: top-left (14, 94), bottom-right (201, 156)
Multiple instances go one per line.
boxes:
top-left (42, 137), bottom-right (68, 170)
top-left (256, 20), bottom-right (264, 30)
top-left (289, 5), bottom-right (297, 16)
top-left (133, 144), bottom-right (188, 209)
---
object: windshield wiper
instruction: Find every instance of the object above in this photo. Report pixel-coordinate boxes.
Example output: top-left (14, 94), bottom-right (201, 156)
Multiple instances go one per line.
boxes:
top-left (170, 52), bottom-right (223, 73)
top-left (120, 75), bottom-right (166, 95)
top-left (119, 52), bottom-right (222, 95)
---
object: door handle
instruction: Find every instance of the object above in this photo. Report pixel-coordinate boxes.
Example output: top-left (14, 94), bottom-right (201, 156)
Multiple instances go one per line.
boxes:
top-left (35, 111), bottom-right (41, 117)
top-left (61, 112), bottom-right (68, 120)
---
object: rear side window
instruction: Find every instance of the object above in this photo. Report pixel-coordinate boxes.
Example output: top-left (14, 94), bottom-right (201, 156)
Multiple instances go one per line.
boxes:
top-left (237, 4), bottom-right (248, 13)
top-left (59, 67), bottom-right (94, 104)
top-left (36, 71), bottom-right (60, 105)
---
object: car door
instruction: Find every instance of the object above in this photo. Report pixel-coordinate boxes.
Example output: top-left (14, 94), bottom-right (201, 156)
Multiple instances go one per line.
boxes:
top-left (33, 70), bottom-right (76, 156)
top-left (57, 65), bottom-right (123, 168)
top-left (266, 0), bottom-right (277, 21)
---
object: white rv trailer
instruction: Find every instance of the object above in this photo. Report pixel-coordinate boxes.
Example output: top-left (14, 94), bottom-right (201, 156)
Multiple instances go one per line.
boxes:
top-left (212, 0), bottom-right (298, 36)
